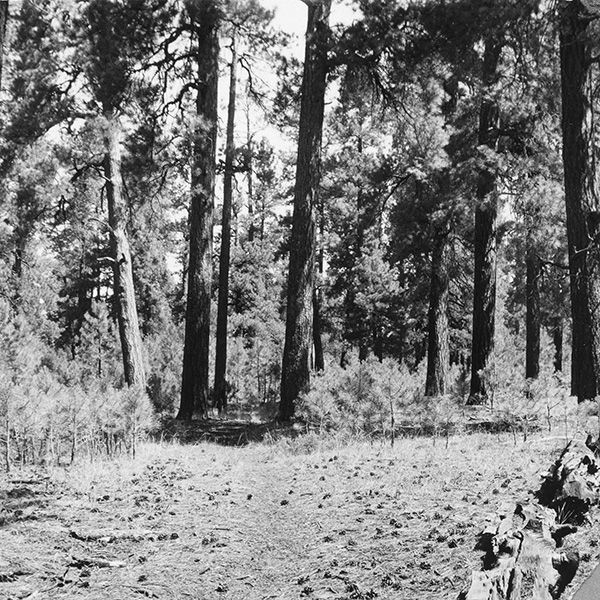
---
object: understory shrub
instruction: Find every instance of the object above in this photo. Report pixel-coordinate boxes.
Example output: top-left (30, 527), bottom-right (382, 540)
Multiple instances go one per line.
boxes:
top-left (297, 355), bottom-right (430, 436)
top-left (0, 371), bottom-right (155, 469)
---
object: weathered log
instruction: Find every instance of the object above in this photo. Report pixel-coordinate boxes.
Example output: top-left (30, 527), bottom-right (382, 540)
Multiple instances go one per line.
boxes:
top-left (459, 442), bottom-right (600, 600)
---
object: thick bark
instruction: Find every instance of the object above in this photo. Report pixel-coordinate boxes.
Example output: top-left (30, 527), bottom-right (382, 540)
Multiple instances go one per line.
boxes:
top-left (425, 229), bottom-right (450, 396)
top-left (103, 114), bottom-right (146, 389)
top-left (178, 2), bottom-right (220, 420)
top-left (560, 0), bottom-right (599, 402)
top-left (214, 33), bottom-right (237, 413)
top-left (0, 1), bottom-right (8, 89)
top-left (468, 38), bottom-right (502, 404)
top-left (525, 246), bottom-right (541, 380)
top-left (280, 0), bottom-right (331, 421)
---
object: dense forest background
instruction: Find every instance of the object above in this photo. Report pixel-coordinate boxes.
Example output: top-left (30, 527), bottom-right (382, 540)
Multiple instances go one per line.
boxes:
top-left (1, 0), bottom-right (599, 462)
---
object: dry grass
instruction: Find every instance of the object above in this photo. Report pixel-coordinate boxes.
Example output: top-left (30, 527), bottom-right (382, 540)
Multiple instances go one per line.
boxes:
top-left (0, 431), bottom-right (599, 599)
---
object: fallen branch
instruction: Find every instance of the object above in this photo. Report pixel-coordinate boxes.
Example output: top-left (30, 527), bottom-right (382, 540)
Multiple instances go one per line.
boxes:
top-left (69, 529), bottom-right (156, 543)
top-left (69, 556), bottom-right (127, 569)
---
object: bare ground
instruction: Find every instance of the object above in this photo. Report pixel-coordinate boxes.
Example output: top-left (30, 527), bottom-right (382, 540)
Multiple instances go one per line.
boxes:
top-left (0, 432), bottom-right (599, 600)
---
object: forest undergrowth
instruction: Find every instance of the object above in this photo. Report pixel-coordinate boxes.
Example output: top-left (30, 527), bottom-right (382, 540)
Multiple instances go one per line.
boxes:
top-left (1, 430), bottom-right (600, 600)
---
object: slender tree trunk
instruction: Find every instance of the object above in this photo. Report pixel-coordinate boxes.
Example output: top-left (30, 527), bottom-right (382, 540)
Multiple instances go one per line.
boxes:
top-left (313, 195), bottom-right (325, 372)
top-left (103, 113), bottom-right (146, 389)
top-left (280, 0), bottom-right (331, 421)
top-left (0, 1), bottom-right (8, 90)
top-left (313, 288), bottom-right (324, 371)
top-left (525, 244), bottom-right (541, 380)
top-left (468, 37), bottom-right (502, 404)
top-left (425, 228), bottom-right (450, 396)
top-left (214, 33), bottom-right (237, 413)
top-left (560, 0), bottom-right (599, 402)
top-left (178, 2), bottom-right (220, 420)
top-left (245, 109), bottom-right (256, 244)
top-left (552, 317), bottom-right (563, 373)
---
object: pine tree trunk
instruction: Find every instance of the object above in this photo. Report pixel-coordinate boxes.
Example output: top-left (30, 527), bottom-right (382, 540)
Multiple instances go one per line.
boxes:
top-left (214, 33), bottom-right (237, 413)
top-left (425, 229), bottom-right (450, 396)
top-left (313, 288), bottom-right (324, 371)
top-left (468, 37), bottom-right (502, 404)
top-left (103, 114), bottom-right (146, 389)
top-left (0, 1), bottom-right (8, 89)
top-left (560, 0), bottom-right (599, 402)
top-left (178, 2), bottom-right (220, 420)
top-left (526, 246), bottom-right (541, 380)
top-left (280, 0), bottom-right (331, 421)
top-left (313, 198), bottom-right (325, 372)
top-left (552, 317), bottom-right (563, 373)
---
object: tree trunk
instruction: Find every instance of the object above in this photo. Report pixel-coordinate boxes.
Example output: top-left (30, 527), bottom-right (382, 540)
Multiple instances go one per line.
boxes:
top-left (313, 195), bottom-right (325, 372)
top-left (178, 2), bottom-right (220, 420)
top-left (280, 0), bottom-right (331, 421)
top-left (0, 1), bottom-right (8, 89)
top-left (103, 114), bottom-right (146, 389)
top-left (312, 288), bottom-right (324, 371)
top-left (468, 37), bottom-right (502, 404)
top-left (425, 228), bottom-right (450, 396)
top-left (560, 0), bottom-right (599, 402)
top-left (526, 245), bottom-right (541, 380)
top-left (214, 33), bottom-right (237, 414)
top-left (552, 317), bottom-right (563, 373)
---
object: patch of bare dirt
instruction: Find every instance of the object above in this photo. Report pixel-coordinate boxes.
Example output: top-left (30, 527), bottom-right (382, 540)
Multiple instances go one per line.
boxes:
top-left (0, 433), bottom-right (598, 599)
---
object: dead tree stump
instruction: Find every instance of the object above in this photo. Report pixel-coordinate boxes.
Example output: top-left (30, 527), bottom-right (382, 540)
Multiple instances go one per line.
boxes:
top-left (459, 442), bottom-right (600, 600)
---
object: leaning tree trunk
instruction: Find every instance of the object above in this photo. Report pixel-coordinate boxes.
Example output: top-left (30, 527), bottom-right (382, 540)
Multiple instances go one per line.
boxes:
top-left (178, 2), bottom-right (220, 421)
top-left (468, 37), bottom-right (502, 404)
top-left (525, 243), bottom-right (541, 380)
top-left (425, 227), bottom-right (450, 396)
top-left (560, 0), bottom-right (599, 402)
top-left (214, 32), bottom-right (237, 414)
top-left (103, 113), bottom-right (146, 389)
top-left (279, 0), bottom-right (331, 421)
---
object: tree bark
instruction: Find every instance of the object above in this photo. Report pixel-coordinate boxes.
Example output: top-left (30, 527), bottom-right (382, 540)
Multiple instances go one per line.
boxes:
top-left (560, 0), bottom-right (599, 402)
top-left (468, 37), bottom-right (502, 404)
top-left (0, 1), bottom-right (8, 89)
top-left (313, 194), bottom-right (325, 372)
top-left (526, 245), bottom-right (541, 380)
top-left (103, 113), bottom-right (146, 389)
top-left (280, 0), bottom-right (331, 421)
top-left (425, 228), bottom-right (450, 396)
top-left (178, 2), bottom-right (220, 420)
top-left (552, 317), bottom-right (563, 373)
top-left (214, 32), bottom-right (237, 413)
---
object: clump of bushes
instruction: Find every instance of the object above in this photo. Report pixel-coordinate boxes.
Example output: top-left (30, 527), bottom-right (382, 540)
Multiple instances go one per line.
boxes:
top-left (297, 348), bottom-right (576, 440)
top-left (297, 355), bottom-right (433, 436)
top-left (0, 371), bottom-right (155, 469)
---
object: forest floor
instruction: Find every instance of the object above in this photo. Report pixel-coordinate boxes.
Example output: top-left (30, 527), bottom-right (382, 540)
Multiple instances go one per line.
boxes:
top-left (1, 431), bottom-right (600, 600)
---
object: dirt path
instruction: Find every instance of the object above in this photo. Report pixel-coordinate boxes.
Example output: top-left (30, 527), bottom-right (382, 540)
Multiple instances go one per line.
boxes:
top-left (0, 434), bottom-right (597, 599)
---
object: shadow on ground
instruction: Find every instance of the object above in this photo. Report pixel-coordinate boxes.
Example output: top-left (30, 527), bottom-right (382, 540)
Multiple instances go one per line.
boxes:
top-left (160, 419), bottom-right (299, 446)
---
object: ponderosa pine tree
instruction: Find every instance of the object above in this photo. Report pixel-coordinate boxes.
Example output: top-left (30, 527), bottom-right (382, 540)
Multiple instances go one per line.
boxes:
top-left (280, 0), bottom-right (331, 421)
top-left (178, 0), bottom-right (221, 420)
top-left (467, 34), bottom-right (502, 403)
top-left (559, 0), bottom-right (600, 402)
top-left (84, 0), bottom-right (153, 390)
top-left (214, 31), bottom-right (237, 414)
